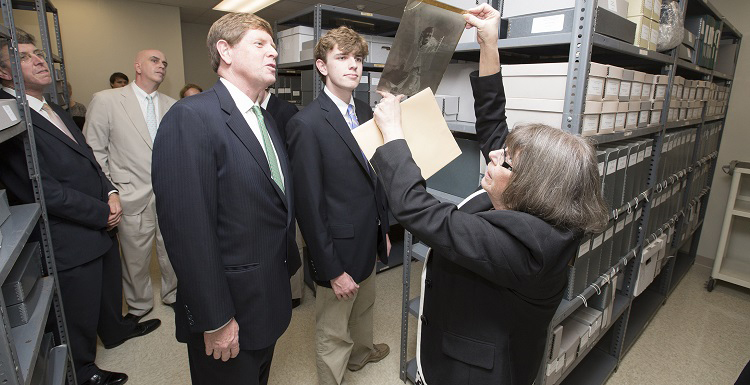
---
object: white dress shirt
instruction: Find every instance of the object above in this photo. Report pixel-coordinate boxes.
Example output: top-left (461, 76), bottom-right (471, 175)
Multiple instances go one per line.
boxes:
top-left (219, 78), bottom-right (284, 185)
top-left (131, 82), bottom-right (161, 123)
top-left (323, 86), bottom-right (357, 127)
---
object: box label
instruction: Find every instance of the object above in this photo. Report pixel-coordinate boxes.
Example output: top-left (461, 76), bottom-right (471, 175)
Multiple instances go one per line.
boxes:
top-left (605, 226), bottom-right (614, 240)
top-left (583, 115), bottom-right (599, 133)
top-left (616, 218), bottom-right (624, 232)
top-left (650, 27), bottom-right (659, 45)
top-left (627, 111), bottom-right (639, 126)
top-left (588, 77), bottom-right (604, 96)
top-left (618, 156), bottom-right (627, 170)
top-left (598, 162), bottom-right (605, 176)
top-left (631, 82), bottom-right (643, 99)
top-left (651, 110), bottom-right (661, 124)
top-left (642, 83), bottom-right (652, 98)
top-left (655, 85), bottom-right (667, 99)
top-left (629, 152), bottom-right (638, 166)
top-left (625, 212), bottom-right (633, 225)
top-left (601, 114), bottom-right (615, 130)
top-left (641, 25), bottom-right (650, 41)
top-left (531, 14), bottom-right (566, 34)
top-left (605, 79), bottom-right (621, 97)
top-left (607, 160), bottom-right (617, 175)
top-left (593, 234), bottom-right (604, 249)
top-left (578, 240), bottom-right (590, 257)
top-left (615, 112), bottom-right (627, 128)
top-left (638, 110), bottom-right (649, 125)
top-left (619, 81), bottom-right (632, 98)
top-left (638, 149), bottom-right (645, 162)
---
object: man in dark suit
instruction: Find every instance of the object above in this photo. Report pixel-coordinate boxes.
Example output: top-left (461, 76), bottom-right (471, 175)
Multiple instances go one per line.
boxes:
top-left (0, 29), bottom-right (160, 385)
top-left (258, 88), bottom-right (304, 307)
top-left (285, 27), bottom-right (390, 385)
top-left (152, 13), bottom-right (300, 385)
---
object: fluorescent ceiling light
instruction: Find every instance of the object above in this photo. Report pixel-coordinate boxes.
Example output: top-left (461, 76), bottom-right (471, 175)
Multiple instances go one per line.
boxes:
top-left (213, 0), bottom-right (280, 13)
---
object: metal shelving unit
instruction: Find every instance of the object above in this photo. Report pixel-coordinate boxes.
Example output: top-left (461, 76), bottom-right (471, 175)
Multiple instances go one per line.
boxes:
top-left (0, 1), bottom-right (74, 383)
top-left (397, 0), bottom-right (741, 384)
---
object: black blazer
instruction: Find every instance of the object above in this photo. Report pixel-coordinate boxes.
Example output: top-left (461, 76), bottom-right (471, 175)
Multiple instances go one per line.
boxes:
top-left (285, 91), bottom-right (389, 287)
top-left (371, 72), bottom-right (579, 385)
top-left (265, 93), bottom-right (299, 143)
top-left (0, 91), bottom-right (114, 271)
top-left (152, 80), bottom-right (301, 350)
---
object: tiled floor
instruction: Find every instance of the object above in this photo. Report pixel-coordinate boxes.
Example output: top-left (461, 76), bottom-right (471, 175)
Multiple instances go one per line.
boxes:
top-left (95, 260), bottom-right (750, 384)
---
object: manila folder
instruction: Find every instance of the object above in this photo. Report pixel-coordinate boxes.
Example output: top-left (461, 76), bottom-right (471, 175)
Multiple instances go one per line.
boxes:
top-left (352, 88), bottom-right (461, 179)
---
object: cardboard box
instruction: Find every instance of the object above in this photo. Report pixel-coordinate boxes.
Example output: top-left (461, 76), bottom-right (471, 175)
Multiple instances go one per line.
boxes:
top-left (638, 101), bottom-right (651, 128)
top-left (619, 70), bottom-right (634, 101)
top-left (652, 75), bottom-right (668, 100)
top-left (502, 62), bottom-right (569, 99)
top-left (370, 36), bottom-right (393, 64)
top-left (277, 26), bottom-right (314, 64)
top-left (599, 101), bottom-right (618, 134)
top-left (603, 0), bottom-right (630, 18)
top-left (641, 74), bottom-right (654, 99)
top-left (437, 63), bottom-right (480, 123)
top-left (650, 100), bottom-right (664, 125)
top-left (604, 65), bottom-right (624, 101)
top-left (500, 0), bottom-right (574, 18)
top-left (626, 101), bottom-right (640, 129)
top-left (628, 0), bottom-right (653, 19)
top-left (683, 30), bottom-right (696, 47)
top-left (588, 63), bottom-right (609, 101)
top-left (582, 101), bottom-right (603, 136)
top-left (628, 15), bottom-right (651, 49)
top-left (615, 101), bottom-right (628, 131)
top-left (560, 318), bottom-right (590, 368)
top-left (435, 94), bottom-right (460, 121)
top-left (678, 44), bottom-right (695, 62)
top-left (301, 40), bottom-right (315, 62)
top-left (652, 0), bottom-right (662, 21)
top-left (631, 71), bottom-right (646, 101)
top-left (505, 98), bottom-right (565, 129)
top-left (649, 19), bottom-right (660, 51)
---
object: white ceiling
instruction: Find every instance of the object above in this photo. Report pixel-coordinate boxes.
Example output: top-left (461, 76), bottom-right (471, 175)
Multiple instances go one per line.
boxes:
top-left (133, 0), bottom-right (406, 25)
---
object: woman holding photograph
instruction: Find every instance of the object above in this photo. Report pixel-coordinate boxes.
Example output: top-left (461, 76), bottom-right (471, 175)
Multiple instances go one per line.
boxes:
top-left (371, 5), bottom-right (609, 385)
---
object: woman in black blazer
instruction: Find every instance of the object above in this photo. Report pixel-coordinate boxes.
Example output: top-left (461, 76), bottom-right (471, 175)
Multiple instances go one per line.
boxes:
top-left (370, 5), bottom-right (610, 385)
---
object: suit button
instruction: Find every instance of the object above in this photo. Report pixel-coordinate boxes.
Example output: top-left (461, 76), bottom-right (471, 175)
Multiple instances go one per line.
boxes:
top-left (425, 279), bottom-right (432, 288)
top-left (189, 320), bottom-right (195, 326)
top-left (420, 315), bottom-right (428, 326)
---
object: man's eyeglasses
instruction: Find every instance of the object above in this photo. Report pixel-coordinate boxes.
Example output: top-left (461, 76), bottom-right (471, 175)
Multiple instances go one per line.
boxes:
top-left (501, 146), bottom-right (512, 172)
top-left (18, 50), bottom-right (47, 63)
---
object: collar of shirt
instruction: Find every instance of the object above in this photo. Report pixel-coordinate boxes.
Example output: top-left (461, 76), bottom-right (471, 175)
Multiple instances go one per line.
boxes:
top-left (220, 78), bottom-right (260, 113)
top-left (323, 86), bottom-right (355, 119)
top-left (131, 82), bottom-right (159, 101)
top-left (260, 90), bottom-right (272, 110)
top-left (2, 87), bottom-right (46, 114)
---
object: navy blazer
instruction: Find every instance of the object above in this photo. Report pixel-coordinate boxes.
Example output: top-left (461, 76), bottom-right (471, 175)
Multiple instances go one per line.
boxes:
top-left (152, 80), bottom-right (301, 350)
top-left (285, 91), bottom-right (390, 287)
top-left (371, 72), bottom-right (579, 385)
top-left (0, 90), bottom-right (114, 271)
top-left (264, 93), bottom-right (299, 143)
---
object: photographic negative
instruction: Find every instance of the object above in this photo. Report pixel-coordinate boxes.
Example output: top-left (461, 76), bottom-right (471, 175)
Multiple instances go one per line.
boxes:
top-left (378, 0), bottom-right (466, 97)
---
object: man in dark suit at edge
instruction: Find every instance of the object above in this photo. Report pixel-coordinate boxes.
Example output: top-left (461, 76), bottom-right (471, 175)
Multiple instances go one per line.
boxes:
top-left (152, 13), bottom-right (300, 385)
top-left (257, 87), bottom-right (305, 308)
top-left (0, 29), bottom-right (160, 385)
top-left (285, 27), bottom-right (391, 385)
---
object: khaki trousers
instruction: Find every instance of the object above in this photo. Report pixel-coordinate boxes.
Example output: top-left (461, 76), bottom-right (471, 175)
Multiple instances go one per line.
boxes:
top-left (315, 267), bottom-right (376, 385)
top-left (118, 195), bottom-right (178, 316)
top-left (292, 222), bottom-right (305, 300)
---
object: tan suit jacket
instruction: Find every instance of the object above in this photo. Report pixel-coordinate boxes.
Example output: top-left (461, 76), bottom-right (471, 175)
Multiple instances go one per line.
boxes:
top-left (84, 84), bottom-right (176, 214)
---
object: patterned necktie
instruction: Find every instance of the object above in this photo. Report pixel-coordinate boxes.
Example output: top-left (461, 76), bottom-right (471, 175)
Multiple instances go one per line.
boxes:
top-left (146, 95), bottom-right (157, 141)
top-left (41, 103), bottom-right (77, 144)
top-left (251, 105), bottom-right (284, 192)
top-left (346, 104), bottom-right (373, 176)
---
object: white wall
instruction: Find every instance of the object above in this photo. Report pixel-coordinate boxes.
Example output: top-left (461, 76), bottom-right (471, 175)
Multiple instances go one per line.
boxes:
top-left (181, 22), bottom-right (218, 94)
top-left (12, 0), bottom-right (185, 106)
top-left (696, 0), bottom-right (750, 263)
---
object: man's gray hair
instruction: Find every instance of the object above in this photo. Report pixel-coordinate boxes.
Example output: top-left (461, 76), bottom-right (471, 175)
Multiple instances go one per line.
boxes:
top-left (0, 28), bottom-right (36, 68)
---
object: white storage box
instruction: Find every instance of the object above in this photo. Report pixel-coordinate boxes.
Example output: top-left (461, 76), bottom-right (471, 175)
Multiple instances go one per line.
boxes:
top-left (628, 15), bottom-right (651, 49)
top-left (650, 100), bottom-right (663, 125)
top-left (628, 0), bottom-right (653, 19)
top-left (641, 74), bottom-right (654, 99)
top-left (502, 62), bottom-right (569, 99)
top-left (619, 69), bottom-right (634, 101)
top-left (674, 76), bottom-right (684, 100)
top-left (652, 75), bottom-right (668, 100)
top-left (599, 101), bottom-right (618, 134)
top-left (615, 101), bottom-right (628, 131)
top-left (626, 101), bottom-right (640, 129)
top-left (652, 0), bottom-right (662, 21)
top-left (634, 242), bottom-right (659, 296)
top-left (437, 62), bottom-right (479, 123)
top-left (588, 62), bottom-right (609, 101)
top-left (301, 40), bottom-right (315, 62)
top-left (500, 0), bottom-right (575, 18)
top-left (582, 101), bottom-right (603, 136)
top-left (631, 71), bottom-right (646, 101)
top-left (668, 99), bottom-right (679, 122)
top-left (435, 94), bottom-right (460, 121)
top-left (505, 98), bottom-right (565, 129)
top-left (370, 36), bottom-right (393, 64)
top-left (649, 19), bottom-right (660, 51)
top-left (637, 101), bottom-right (650, 128)
top-left (604, 65), bottom-right (624, 101)
top-left (278, 26), bottom-right (314, 64)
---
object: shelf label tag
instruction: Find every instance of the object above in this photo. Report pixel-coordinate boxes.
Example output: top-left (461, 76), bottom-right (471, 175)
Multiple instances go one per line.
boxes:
top-left (531, 14), bottom-right (565, 34)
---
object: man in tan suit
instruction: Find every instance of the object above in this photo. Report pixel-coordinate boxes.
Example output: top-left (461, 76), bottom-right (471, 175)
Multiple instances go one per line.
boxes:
top-left (85, 49), bottom-right (178, 321)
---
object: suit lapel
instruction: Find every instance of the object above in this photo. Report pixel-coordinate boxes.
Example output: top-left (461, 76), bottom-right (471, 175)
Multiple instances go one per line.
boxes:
top-left (120, 85), bottom-right (153, 150)
top-left (214, 81), bottom-right (288, 208)
top-left (32, 106), bottom-right (101, 167)
top-left (319, 93), bottom-right (375, 185)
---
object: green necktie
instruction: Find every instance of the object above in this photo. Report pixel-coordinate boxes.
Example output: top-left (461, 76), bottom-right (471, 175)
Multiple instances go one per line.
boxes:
top-left (251, 105), bottom-right (284, 192)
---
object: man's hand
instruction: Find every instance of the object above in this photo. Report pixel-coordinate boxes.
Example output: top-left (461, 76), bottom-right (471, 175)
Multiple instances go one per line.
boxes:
top-left (386, 234), bottom-right (392, 257)
top-left (330, 272), bottom-right (359, 300)
top-left (464, 4), bottom-right (500, 47)
top-left (374, 91), bottom-right (406, 143)
top-left (204, 318), bottom-right (240, 361)
top-left (107, 193), bottom-right (122, 230)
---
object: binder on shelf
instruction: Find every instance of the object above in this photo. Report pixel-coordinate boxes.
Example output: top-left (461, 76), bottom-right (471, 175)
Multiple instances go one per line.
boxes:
top-left (587, 231), bottom-right (604, 285)
top-left (599, 222), bottom-right (615, 274)
top-left (2, 242), bottom-right (41, 306)
top-left (599, 144), bottom-right (629, 209)
top-left (601, 148), bottom-right (619, 211)
top-left (565, 235), bottom-right (593, 300)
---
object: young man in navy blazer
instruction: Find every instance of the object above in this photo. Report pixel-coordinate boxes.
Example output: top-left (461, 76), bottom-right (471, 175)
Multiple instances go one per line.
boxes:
top-left (285, 27), bottom-right (391, 385)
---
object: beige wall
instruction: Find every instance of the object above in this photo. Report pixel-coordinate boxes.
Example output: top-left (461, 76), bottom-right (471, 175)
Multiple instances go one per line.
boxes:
top-left (696, 0), bottom-right (750, 262)
top-left (181, 22), bottom-right (218, 95)
top-left (12, 0), bottom-right (184, 106)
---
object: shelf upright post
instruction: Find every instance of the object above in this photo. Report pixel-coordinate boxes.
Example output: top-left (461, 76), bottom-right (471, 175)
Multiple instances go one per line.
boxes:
top-left (50, 5), bottom-right (68, 107)
top-left (34, 0), bottom-right (59, 105)
top-left (560, 0), bottom-right (597, 135)
top-left (313, 4), bottom-right (323, 100)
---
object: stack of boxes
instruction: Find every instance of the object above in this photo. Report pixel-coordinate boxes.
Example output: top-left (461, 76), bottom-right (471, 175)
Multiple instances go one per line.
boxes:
top-left (705, 82), bottom-right (729, 118)
top-left (685, 14), bottom-right (722, 69)
top-left (627, 0), bottom-right (662, 50)
top-left (277, 26), bottom-right (394, 65)
top-left (666, 76), bottom-right (709, 123)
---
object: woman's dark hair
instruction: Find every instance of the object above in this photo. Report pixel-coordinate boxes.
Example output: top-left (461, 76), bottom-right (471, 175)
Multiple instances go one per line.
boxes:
top-left (501, 123), bottom-right (609, 234)
top-left (180, 83), bottom-right (203, 99)
top-left (109, 72), bottom-right (129, 85)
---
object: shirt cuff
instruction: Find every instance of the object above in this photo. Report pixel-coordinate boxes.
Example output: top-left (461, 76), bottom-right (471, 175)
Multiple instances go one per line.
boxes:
top-left (107, 190), bottom-right (118, 197)
top-left (205, 318), bottom-right (233, 333)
